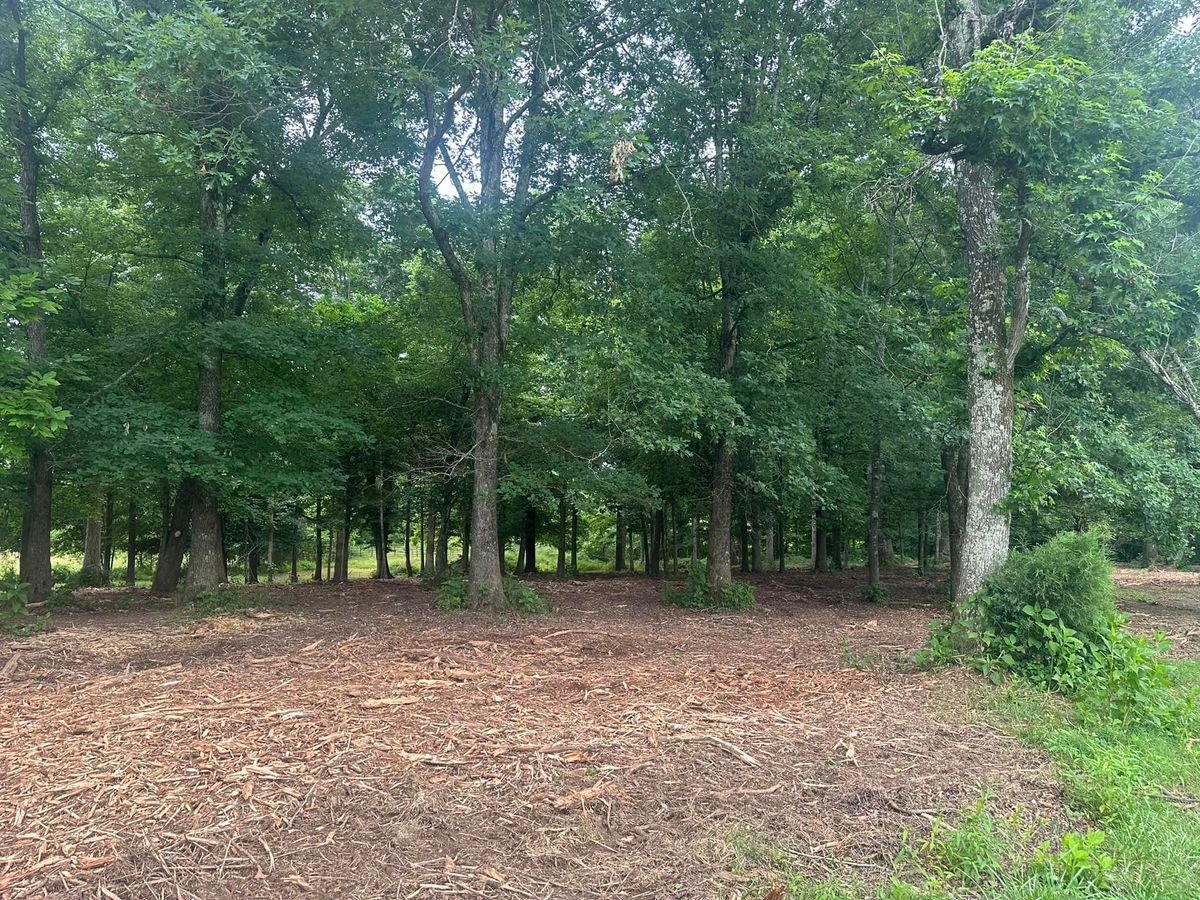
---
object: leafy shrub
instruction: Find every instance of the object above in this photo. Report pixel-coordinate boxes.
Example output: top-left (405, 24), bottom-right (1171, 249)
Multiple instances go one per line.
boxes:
top-left (920, 530), bottom-right (1194, 727)
top-left (436, 576), bottom-right (548, 614)
top-left (664, 563), bottom-right (755, 611)
top-left (977, 530), bottom-right (1117, 642)
top-left (187, 586), bottom-right (268, 619)
top-left (0, 578), bottom-right (51, 636)
top-left (859, 583), bottom-right (890, 603)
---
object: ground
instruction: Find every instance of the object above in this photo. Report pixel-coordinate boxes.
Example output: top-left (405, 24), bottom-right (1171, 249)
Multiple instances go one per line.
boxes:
top-left (1, 568), bottom-right (1195, 899)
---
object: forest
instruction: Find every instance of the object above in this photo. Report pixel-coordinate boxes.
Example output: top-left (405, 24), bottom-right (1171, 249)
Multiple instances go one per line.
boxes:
top-left (2, 0), bottom-right (1200, 898)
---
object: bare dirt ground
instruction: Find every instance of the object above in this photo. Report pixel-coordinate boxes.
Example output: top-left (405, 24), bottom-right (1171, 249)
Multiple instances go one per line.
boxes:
top-left (1, 569), bottom-right (1083, 899)
top-left (1113, 567), bottom-right (1200, 659)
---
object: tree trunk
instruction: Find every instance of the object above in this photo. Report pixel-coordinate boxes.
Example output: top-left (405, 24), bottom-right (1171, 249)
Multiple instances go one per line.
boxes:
top-left (570, 505), bottom-right (578, 574)
top-left (152, 479), bottom-right (194, 594)
top-left (690, 513), bottom-right (698, 564)
top-left (266, 506), bottom-right (275, 584)
top-left (764, 521), bottom-right (775, 568)
top-left (557, 497), bottom-right (567, 576)
top-left (528, 508), bottom-right (542, 571)
top-left (815, 512), bottom-right (828, 573)
top-left (777, 515), bottom-right (785, 573)
top-left (82, 514), bottom-right (103, 584)
top-left (404, 495), bottom-right (413, 576)
top-left (10, 0), bottom-right (52, 605)
top-left (466, 383), bottom-right (505, 605)
top-left (436, 495), bottom-right (450, 575)
top-left (867, 425), bottom-right (884, 588)
top-left (706, 439), bottom-right (735, 595)
top-left (738, 509), bottom-right (750, 574)
top-left (425, 503), bottom-right (437, 576)
top-left (751, 506), bottom-right (762, 573)
top-left (314, 497), bottom-right (324, 582)
top-left (955, 158), bottom-right (1015, 603)
top-left (615, 509), bottom-right (626, 572)
top-left (187, 173), bottom-right (228, 596)
top-left (945, 2), bottom-right (1032, 606)
top-left (942, 442), bottom-right (969, 602)
top-left (102, 490), bottom-right (115, 583)
top-left (125, 499), bottom-right (137, 587)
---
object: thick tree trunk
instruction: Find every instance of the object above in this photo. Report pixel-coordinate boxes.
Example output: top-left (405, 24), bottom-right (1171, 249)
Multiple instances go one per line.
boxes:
top-left (266, 507), bottom-right (275, 584)
top-left (11, 0), bottom-right (52, 605)
top-left (467, 383), bottom-right (505, 605)
top-left (615, 509), bottom-right (626, 572)
top-left (152, 478), bottom-right (194, 594)
top-left (125, 499), bottom-right (137, 587)
top-left (690, 513), bottom-right (698, 564)
top-left (815, 514), bottom-right (829, 573)
top-left (290, 541), bottom-right (299, 583)
top-left (187, 169), bottom-right (229, 597)
top-left (425, 503), bottom-right (437, 575)
top-left (954, 159), bottom-right (1015, 603)
top-left (706, 439), bottom-right (735, 595)
top-left (764, 521), bottom-right (775, 568)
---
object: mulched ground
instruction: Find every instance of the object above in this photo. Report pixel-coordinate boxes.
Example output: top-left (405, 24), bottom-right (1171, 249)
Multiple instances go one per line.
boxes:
top-left (1114, 567), bottom-right (1200, 659)
top-left (2, 569), bottom-right (1072, 899)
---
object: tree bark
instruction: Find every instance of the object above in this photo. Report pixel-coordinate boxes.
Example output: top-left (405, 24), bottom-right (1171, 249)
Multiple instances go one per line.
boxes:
top-left (436, 495), bottom-right (450, 575)
top-left (152, 478), bottom-right (194, 594)
top-left (404, 494), bottom-right (413, 576)
top-left (571, 504), bottom-right (578, 574)
top-left (944, 0), bottom-right (1034, 605)
top-left (707, 439), bottom-right (735, 595)
top-left (186, 170), bottom-right (229, 597)
top-left (557, 497), bottom-right (567, 576)
top-left (125, 498), bottom-right (137, 587)
top-left (82, 514), bottom-right (103, 584)
top-left (615, 509), bottom-right (626, 571)
top-left (751, 506), bottom-right (762, 573)
top-left (102, 490), bottom-right (115, 583)
top-left (941, 442), bottom-right (969, 602)
top-left (523, 505), bottom-right (538, 573)
top-left (10, 0), bottom-right (52, 605)
top-left (314, 497), bottom-right (324, 582)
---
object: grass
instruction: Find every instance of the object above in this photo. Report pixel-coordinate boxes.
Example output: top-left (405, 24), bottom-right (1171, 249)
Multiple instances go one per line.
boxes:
top-left (725, 661), bottom-right (1200, 900)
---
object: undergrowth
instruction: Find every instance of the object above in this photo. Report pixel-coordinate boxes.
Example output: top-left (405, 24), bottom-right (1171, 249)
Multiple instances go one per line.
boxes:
top-left (916, 530), bottom-right (1195, 729)
top-left (435, 575), bottom-right (548, 614)
top-left (663, 562), bottom-right (755, 611)
top-left (185, 586), bottom-right (270, 619)
top-left (0, 575), bottom-right (51, 636)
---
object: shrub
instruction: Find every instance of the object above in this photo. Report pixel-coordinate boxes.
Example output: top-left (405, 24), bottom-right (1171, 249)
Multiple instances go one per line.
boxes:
top-left (436, 576), bottom-right (548, 614)
top-left (921, 530), bottom-right (1194, 727)
top-left (664, 563), bottom-right (755, 611)
top-left (977, 530), bottom-right (1116, 642)
top-left (859, 582), bottom-right (890, 603)
top-left (187, 586), bottom-right (268, 619)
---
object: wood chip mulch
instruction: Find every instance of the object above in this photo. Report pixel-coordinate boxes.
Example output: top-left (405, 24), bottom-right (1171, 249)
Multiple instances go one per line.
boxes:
top-left (2, 572), bottom-right (1066, 899)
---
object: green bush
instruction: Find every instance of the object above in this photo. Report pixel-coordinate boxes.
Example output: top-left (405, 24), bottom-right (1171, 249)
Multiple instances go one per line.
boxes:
top-left (187, 586), bottom-right (268, 619)
top-left (859, 583), bottom-right (890, 603)
top-left (664, 563), bottom-right (755, 611)
top-left (977, 530), bottom-right (1117, 642)
top-left (921, 530), bottom-right (1194, 728)
top-left (436, 576), bottom-right (548, 614)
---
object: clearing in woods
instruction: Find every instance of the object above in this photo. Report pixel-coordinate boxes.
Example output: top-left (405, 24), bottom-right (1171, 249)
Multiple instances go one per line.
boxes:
top-left (1, 569), bottom-right (1195, 899)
